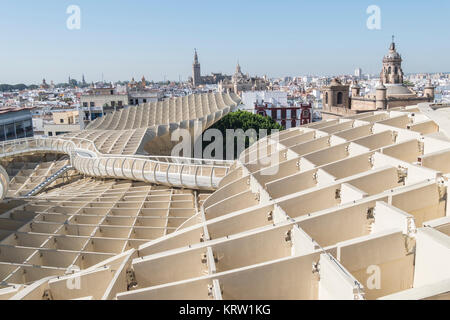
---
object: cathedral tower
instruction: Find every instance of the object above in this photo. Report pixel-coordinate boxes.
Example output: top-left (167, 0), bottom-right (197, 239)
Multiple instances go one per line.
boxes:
top-left (192, 49), bottom-right (201, 87)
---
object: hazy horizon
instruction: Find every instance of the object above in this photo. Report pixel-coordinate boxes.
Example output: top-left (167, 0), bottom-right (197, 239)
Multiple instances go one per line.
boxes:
top-left (1, 0), bottom-right (449, 84)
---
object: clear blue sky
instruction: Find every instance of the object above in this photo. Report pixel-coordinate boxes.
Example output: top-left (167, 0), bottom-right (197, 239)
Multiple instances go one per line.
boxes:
top-left (0, 0), bottom-right (449, 84)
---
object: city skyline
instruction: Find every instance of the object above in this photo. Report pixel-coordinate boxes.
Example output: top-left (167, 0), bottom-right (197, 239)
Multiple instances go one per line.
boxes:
top-left (1, 0), bottom-right (449, 84)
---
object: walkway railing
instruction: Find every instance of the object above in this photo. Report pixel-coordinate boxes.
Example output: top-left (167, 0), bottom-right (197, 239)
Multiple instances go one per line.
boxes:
top-left (0, 137), bottom-right (233, 191)
top-left (25, 164), bottom-right (74, 197)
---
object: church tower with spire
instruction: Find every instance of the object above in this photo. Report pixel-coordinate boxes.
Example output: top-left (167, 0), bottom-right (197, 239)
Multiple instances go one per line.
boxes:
top-left (192, 49), bottom-right (201, 87)
top-left (232, 60), bottom-right (245, 82)
top-left (321, 37), bottom-right (434, 118)
top-left (235, 61), bottom-right (242, 75)
top-left (380, 36), bottom-right (404, 85)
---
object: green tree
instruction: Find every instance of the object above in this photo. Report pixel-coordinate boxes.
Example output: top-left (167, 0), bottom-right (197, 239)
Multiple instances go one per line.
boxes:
top-left (204, 110), bottom-right (284, 160)
top-left (0, 84), bottom-right (28, 92)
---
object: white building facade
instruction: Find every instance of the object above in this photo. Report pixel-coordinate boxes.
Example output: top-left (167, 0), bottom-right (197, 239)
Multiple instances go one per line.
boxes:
top-left (241, 91), bottom-right (288, 111)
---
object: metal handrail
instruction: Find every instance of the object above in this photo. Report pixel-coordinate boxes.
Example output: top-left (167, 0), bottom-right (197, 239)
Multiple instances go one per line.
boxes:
top-left (0, 137), bottom-right (233, 165)
top-left (0, 137), bottom-right (232, 190)
top-left (25, 165), bottom-right (74, 197)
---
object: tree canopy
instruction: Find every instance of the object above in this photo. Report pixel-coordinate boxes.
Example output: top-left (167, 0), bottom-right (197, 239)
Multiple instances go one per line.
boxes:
top-left (0, 84), bottom-right (28, 92)
top-left (211, 110), bottom-right (283, 134)
top-left (204, 110), bottom-right (284, 160)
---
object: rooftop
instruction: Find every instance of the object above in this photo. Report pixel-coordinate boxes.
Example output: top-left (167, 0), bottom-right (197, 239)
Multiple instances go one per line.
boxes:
top-left (0, 97), bottom-right (448, 300)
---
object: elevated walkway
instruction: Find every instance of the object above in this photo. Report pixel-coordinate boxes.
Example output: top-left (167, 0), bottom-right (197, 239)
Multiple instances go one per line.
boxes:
top-left (0, 137), bottom-right (233, 196)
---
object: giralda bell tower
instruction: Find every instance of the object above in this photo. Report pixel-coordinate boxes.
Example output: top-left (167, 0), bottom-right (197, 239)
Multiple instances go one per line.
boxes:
top-left (192, 49), bottom-right (201, 87)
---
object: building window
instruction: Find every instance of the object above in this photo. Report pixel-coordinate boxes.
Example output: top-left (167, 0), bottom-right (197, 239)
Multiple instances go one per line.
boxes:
top-left (302, 110), bottom-right (309, 118)
top-left (90, 102), bottom-right (95, 107)
top-left (48, 132), bottom-right (53, 136)
top-left (394, 67), bottom-right (398, 75)
top-left (388, 66), bottom-right (391, 74)
top-left (83, 102), bottom-right (88, 107)
top-left (118, 101), bottom-right (123, 107)
top-left (111, 101), bottom-right (116, 107)
top-left (15, 122), bottom-right (25, 138)
top-left (325, 92), bottom-right (328, 105)
top-left (60, 119), bottom-right (64, 124)
top-left (290, 109), bottom-right (296, 119)
top-left (337, 92), bottom-right (343, 105)
top-left (25, 120), bottom-right (33, 137)
top-left (143, 99), bottom-right (147, 103)
top-left (5, 123), bottom-right (15, 140)
top-left (0, 125), bottom-right (5, 141)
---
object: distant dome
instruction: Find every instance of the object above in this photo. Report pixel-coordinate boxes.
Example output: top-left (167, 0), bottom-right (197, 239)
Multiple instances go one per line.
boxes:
top-left (385, 84), bottom-right (414, 96)
top-left (384, 51), bottom-right (402, 60)
top-left (369, 84), bottom-right (414, 97)
top-left (383, 41), bottom-right (402, 61)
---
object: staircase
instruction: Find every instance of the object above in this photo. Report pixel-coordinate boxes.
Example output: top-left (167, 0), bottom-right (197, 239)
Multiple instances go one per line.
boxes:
top-left (25, 165), bottom-right (73, 197)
